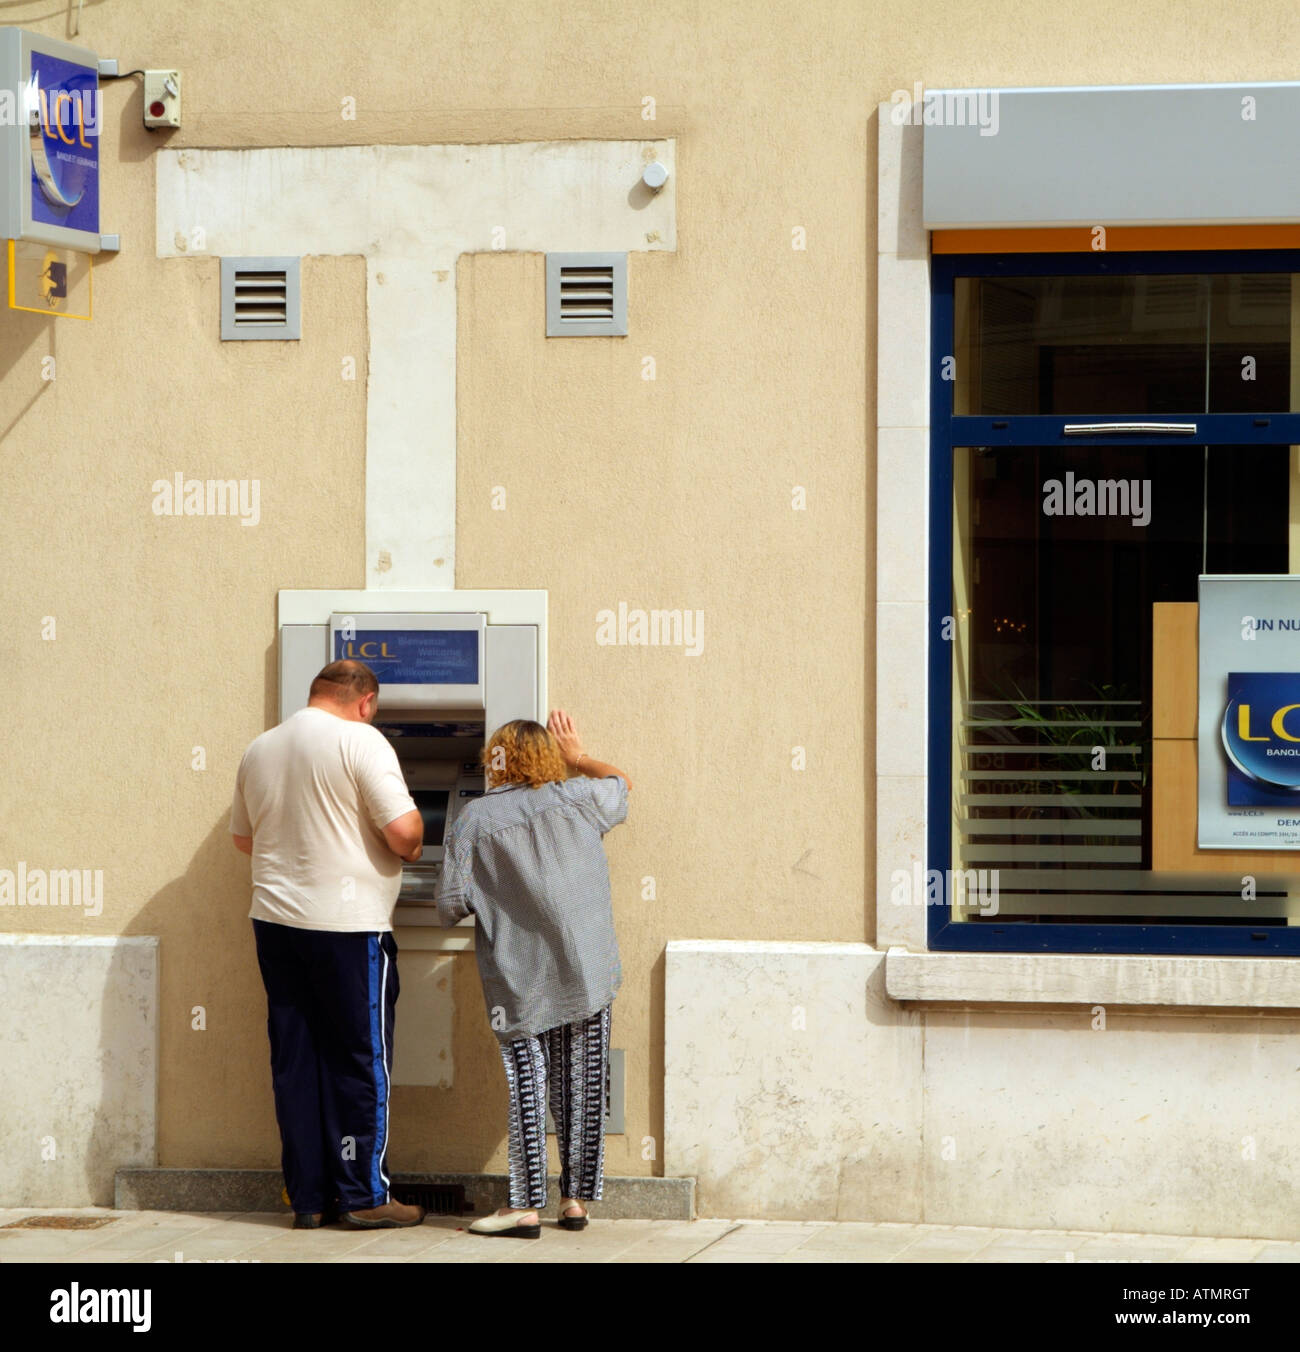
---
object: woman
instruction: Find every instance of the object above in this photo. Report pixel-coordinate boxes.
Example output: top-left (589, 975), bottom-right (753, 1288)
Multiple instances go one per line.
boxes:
top-left (435, 708), bottom-right (631, 1237)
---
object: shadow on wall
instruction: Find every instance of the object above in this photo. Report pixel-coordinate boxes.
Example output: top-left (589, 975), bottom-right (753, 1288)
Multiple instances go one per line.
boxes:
top-left (124, 824), bottom-right (505, 1205)
top-left (78, 945), bottom-right (152, 1206)
top-left (0, 305), bottom-right (56, 442)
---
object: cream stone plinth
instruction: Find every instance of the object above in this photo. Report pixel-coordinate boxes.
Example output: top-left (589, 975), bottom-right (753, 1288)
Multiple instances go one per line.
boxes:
top-left (0, 936), bottom-right (158, 1206)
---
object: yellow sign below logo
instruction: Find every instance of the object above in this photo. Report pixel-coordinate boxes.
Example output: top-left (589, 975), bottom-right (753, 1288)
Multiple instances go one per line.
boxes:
top-left (7, 238), bottom-right (92, 319)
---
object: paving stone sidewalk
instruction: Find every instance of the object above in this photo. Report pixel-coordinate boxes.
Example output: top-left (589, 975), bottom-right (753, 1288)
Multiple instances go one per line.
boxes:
top-left (2, 1210), bottom-right (1299, 1263)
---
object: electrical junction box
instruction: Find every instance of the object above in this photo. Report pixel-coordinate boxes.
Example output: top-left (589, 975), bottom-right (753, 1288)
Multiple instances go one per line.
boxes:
top-left (143, 69), bottom-right (180, 128)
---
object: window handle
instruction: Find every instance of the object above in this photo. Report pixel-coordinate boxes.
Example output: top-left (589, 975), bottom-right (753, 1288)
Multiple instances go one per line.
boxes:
top-left (1062, 421), bottom-right (1197, 435)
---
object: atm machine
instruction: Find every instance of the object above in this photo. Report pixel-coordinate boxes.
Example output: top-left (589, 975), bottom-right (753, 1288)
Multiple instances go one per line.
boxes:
top-left (273, 588), bottom-right (622, 1122)
top-left (277, 591), bottom-right (546, 927)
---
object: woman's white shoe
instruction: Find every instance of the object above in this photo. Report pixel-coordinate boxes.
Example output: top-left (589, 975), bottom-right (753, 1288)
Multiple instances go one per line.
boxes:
top-left (468, 1208), bottom-right (541, 1238)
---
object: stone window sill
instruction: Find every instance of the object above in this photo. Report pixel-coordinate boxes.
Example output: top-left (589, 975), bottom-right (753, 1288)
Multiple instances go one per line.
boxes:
top-left (885, 948), bottom-right (1300, 1008)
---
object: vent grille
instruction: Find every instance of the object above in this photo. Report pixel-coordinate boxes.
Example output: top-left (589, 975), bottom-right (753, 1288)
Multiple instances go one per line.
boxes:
top-left (389, 1182), bottom-right (468, 1216)
top-left (1131, 274), bottom-right (1201, 332)
top-left (1227, 272), bottom-right (1290, 328)
top-left (221, 257), bottom-right (301, 340)
top-left (559, 265), bottom-right (615, 322)
top-left (546, 252), bottom-right (627, 337)
top-left (232, 269), bottom-right (288, 326)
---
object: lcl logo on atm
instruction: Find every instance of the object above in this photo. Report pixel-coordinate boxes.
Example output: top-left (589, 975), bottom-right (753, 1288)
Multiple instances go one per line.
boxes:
top-left (1222, 672), bottom-right (1300, 803)
top-left (340, 641), bottom-right (396, 660)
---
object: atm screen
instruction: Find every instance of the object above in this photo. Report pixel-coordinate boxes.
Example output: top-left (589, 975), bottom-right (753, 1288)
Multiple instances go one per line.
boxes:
top-left (411, 790), bottom-right (450, 847)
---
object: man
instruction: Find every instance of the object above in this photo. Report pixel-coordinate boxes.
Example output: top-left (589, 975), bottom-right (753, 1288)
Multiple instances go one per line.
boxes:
top-left (230, 658), bottom-right (426, 1229)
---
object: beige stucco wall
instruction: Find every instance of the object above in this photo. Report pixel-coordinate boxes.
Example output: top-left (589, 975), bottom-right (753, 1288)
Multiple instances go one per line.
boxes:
top-left (6, 0), bottom-right (1300, 1190)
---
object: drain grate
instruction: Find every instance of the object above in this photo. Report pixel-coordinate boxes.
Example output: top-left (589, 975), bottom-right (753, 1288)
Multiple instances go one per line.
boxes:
top-left (390, 1183), bottom-right (468, 1215)
top-left (4, 1215), bottom-right (116, 1230)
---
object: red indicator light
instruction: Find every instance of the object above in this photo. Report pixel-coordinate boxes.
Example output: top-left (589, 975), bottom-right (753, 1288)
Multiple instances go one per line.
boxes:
top-left (149, 100), bottom-right (165, 118)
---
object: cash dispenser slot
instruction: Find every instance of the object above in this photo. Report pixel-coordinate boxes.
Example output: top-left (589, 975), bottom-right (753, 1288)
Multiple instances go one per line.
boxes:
top-left (372, 714), bottom-right (487, 904)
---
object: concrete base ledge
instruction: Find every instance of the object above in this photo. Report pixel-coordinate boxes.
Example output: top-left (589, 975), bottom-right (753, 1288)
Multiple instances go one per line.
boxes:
top-left (114, 1169), bottom-right (693, 1220)
top-left (886, 948), bottom-right (1300, 1008)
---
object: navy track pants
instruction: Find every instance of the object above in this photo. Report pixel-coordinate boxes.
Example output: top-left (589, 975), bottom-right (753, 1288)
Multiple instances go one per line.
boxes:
top-left (252, 918), bottom-right (398, 1213)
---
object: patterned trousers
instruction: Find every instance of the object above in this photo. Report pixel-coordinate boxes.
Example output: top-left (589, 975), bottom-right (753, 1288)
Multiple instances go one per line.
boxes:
top-left (498, 1005), bottom-right (611, 1210)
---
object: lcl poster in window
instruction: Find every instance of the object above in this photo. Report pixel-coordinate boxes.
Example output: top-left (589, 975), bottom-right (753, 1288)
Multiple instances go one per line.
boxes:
top-left (1199, 576), bottom-right (1300, 849)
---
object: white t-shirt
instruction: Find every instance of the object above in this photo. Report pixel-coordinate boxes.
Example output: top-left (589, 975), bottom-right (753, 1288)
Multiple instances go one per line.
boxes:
top-left (229, 706), bottom-right (417, 932)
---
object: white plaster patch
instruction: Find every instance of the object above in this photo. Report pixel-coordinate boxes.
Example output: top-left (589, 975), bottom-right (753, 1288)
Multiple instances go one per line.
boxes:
top-left (156, 141), bottom-right (676, 589)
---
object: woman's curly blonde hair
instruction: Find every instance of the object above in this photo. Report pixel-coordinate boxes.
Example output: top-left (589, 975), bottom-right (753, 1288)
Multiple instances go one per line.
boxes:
top-left (482, 719), bottom-right (569, 788)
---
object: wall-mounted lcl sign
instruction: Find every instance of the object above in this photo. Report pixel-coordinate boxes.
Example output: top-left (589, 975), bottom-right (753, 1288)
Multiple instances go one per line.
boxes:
top-left (0, 30), bottom-right (103, 320)
top-left (0, 29), bottom-right (102, 254)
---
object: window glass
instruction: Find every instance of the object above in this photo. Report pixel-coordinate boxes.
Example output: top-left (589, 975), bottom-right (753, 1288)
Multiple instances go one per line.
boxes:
top-left (953, 273), bottom-right (1297, 415)
top-left (951, 439), bottom-right (1298, 924)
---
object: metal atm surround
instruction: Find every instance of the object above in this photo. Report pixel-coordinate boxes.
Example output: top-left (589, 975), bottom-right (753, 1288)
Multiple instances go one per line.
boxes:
top-left (276, 590), bottom-right (546, 930)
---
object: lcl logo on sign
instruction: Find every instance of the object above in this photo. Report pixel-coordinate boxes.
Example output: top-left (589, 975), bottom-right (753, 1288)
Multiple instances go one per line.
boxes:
top-left (25, 53), bottom-right (99, 227)
top-left (1221, 672), bottom-right (1300, 803)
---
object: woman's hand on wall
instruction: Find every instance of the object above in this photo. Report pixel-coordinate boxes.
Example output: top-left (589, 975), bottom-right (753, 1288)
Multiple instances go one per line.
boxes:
top-left (549, 708), bottom-right (632, 790)
top-left (547, 708), bottom-right (584, 767)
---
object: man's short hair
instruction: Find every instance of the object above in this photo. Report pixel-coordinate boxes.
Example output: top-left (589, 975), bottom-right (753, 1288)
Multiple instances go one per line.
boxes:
top-left (310, 659), bottom-right (379, 704)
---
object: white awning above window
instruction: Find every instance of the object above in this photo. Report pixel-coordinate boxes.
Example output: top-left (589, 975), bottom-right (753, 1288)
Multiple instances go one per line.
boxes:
top-left (919, 81), bottom-right (1300, 229)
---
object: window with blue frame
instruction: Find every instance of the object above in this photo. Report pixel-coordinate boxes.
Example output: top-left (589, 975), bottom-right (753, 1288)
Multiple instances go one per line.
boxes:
top-left (929, 251), bottom-right (1300, 954)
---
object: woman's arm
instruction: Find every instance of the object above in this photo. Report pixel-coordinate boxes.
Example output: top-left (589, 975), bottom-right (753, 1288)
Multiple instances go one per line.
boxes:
top-left (547, 709), bottom-right (632, 790)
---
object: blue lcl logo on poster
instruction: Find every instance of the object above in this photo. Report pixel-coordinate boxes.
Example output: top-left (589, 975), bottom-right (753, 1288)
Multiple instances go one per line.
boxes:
top-left (1221, 672), bottom-right (1300, 804)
